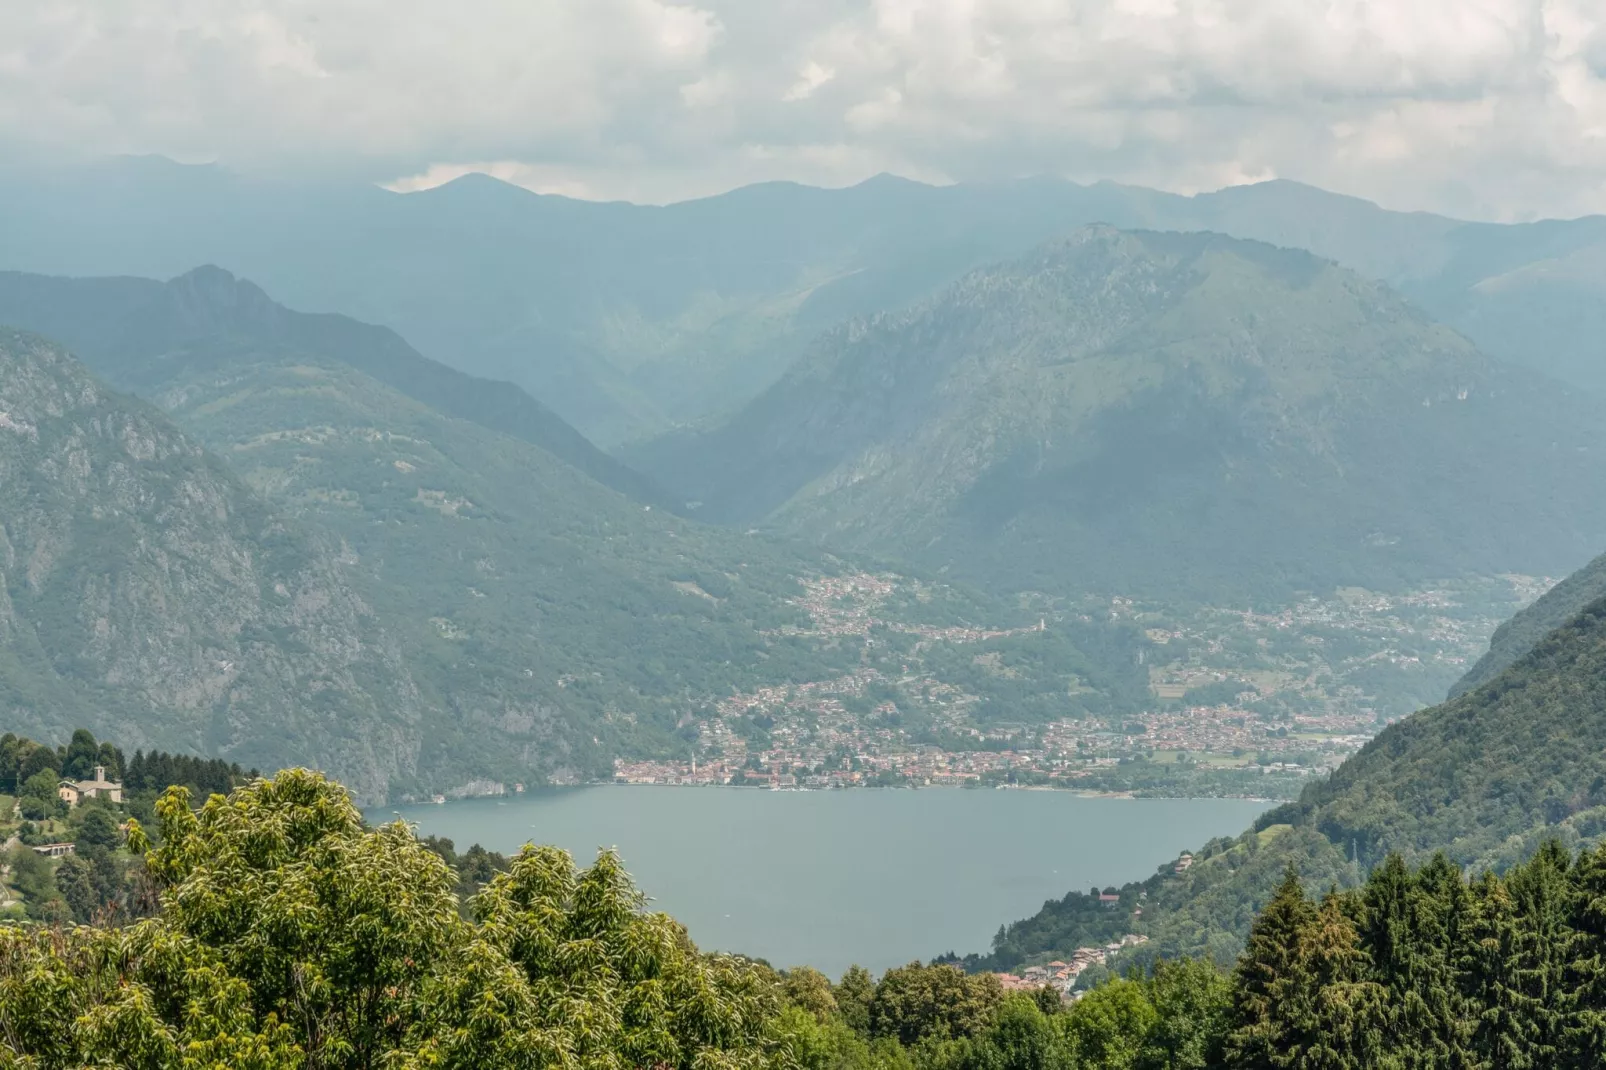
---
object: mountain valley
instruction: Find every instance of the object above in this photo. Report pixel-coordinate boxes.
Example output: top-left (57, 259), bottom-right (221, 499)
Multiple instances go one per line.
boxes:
top-left (0, 270), bottom-right (1150, 801)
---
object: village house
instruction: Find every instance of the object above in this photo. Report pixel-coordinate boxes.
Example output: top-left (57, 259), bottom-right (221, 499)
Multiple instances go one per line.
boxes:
top-left (57, 765), bottom-right (122, 807)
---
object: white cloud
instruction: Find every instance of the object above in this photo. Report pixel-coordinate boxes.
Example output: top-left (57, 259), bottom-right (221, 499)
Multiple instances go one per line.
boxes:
top-left (2, 0), bottom-right (1605, 218)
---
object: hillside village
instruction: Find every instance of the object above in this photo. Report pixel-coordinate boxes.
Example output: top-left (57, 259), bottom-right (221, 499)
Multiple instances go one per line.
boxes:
top-left (615, 573), bottom-right (1549, 798)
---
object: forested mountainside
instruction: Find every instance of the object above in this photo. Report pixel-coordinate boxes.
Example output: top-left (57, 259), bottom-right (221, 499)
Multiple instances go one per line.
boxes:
top-left (0, 330), bottom-right (427, 800)
top-left (634, 228), bottom-right (1606, 602)
top-left (974, 585), bottom-right (1606, 972)
top-left (6, 160), bottom-right (1606, 445)
top-left (1449, 549), bottom-right (1606, 697)
top-left (0, 266), bottom-right (668, 506)
top-left (0, 284), bottom-right (1148, 799)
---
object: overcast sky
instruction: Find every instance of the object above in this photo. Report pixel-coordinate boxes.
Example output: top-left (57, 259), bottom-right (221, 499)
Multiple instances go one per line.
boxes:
top-left (4, 0), bottom-right (1605, 221)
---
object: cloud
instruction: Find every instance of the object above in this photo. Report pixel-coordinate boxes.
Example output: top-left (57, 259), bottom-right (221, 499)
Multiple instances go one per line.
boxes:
top-left (2, 0), bottom-right (1605, 219)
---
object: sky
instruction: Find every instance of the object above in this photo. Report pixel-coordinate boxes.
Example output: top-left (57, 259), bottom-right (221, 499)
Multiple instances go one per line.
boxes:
top-left (3, 0), bottom-right (1606, 221)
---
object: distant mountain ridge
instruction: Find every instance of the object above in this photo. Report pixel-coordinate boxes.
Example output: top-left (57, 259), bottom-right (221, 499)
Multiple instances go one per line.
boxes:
top-left (4, 159), bottom-right (1606, 445)
top-left (633, 227), bottom-right (1606, 601)
top-left (0, 267), bottom-right (671, 507)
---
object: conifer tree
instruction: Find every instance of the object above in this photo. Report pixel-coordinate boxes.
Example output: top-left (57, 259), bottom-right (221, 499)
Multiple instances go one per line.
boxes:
top-left (1500, 840), bottom-right (1574, 1066)
top-left (1464, 872), bottom-right (1536, 1069)
top-left (1224, 866), bottom-right (1316, 1068)
top-left (1563, 841), bottom-right (1606, 1066)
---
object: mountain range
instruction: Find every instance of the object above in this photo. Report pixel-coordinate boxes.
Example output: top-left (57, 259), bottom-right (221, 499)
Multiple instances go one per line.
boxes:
top-left (4, 159), bottom-right (1606, 447)
top-left (0, 269), bottom-right (1141, 800)
top-left (631, 228), bottom-right (1606, 601)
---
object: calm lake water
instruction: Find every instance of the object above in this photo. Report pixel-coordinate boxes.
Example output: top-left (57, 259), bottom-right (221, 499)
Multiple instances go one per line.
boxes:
top-left (377, 787), bottom-right (1269, 976)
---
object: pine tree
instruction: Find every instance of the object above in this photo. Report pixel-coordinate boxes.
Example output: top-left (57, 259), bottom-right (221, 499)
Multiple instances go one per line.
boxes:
top-left (1224, 865), bottom-right (1317, 1069)
top-left (1293, 893), bottom-right (1389, 1069)
top-left (1563, 841), bottom-right (1606, 1066)
top-left (1464, 872), bottom-right (1535, 1069)
top-left (1361, 853), bottom-right (1476, 1068)
top-left (1494, 840), bottom-right (1574, 1067)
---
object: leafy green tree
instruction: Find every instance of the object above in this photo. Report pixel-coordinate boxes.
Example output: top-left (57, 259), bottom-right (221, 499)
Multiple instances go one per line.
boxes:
top-left (18, 767), bottom-right (62, 821)
top-left (869, 963), bottom-right (1003, 1046)
top-left (61, 727), bottom-right (101, 780)
top-left (1136, 959), bottom-right (1231, 1070)
top-left (6, 843), bottom-right (63, 920)
top-left (836, 965), bottom-right (876, 1035)
top-left (785, 966), bottom-right (842, 1024)
top-left (74, 805), bottom-right (122, 852)
top-left (0, 769), bottom-right (795, 1070)
top-left (963, 994), bottom-right (1072, 1070)
top-left (1061, 977), bottom-right (1158, 1070)
top-left (428, 842), bottom-right (784, 1070)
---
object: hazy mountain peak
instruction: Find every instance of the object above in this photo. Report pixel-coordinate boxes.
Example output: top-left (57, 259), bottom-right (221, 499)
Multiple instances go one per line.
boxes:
top-left (0, 268), bottom-right (674, 508)
top-left (637, 226), bottom-right (1606, 600)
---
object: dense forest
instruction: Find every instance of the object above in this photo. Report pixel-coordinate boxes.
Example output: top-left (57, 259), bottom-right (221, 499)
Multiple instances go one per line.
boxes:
top-left (6, 766), bottom-right (1606, 1067)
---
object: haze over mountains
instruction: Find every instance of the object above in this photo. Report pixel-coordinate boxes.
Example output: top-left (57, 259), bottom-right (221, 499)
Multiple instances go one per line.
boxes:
top-left (637, 228), bottom-right (1606, 600)
top-left (0, 267), bottom-right (1142, 800)
top-left (3, 159), bottom-right (1606, 447)
top-left (9, 157), bottom-right (1606, 799)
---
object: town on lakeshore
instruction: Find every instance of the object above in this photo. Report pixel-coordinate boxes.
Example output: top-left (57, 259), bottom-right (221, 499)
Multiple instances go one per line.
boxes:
top-left (607, 572), bottom-right (1548, 798)
top-left (994, 933), bottom-right (1152, 1000)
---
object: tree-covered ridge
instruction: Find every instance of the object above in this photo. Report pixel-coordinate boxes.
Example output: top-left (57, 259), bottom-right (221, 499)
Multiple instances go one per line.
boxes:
top-left (1, 729), bottom-right (259, 925)
top-left (634, 227), bottom-right (1606, 603)
top-left (1449, 549), bottom-right (1606, 698)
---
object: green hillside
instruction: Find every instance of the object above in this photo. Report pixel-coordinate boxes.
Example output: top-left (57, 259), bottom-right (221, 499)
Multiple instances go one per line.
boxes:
top-left (0, 273), bottom-right (1147, 800)
top-left (1449, 550), bottom-right (1606, 697)
top-left (636, 228), bottom-right (1606, 602)
top-left (974, 584), bottom-right (1606, 972)
top-left (0, 330), bottom-right (427, 801)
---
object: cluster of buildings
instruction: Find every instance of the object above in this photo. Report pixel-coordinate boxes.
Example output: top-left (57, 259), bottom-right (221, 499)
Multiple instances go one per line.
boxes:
top-left (613, 573), bottom-right (1548, 793)
top-left (995, 935), bottom-right (1151, 998)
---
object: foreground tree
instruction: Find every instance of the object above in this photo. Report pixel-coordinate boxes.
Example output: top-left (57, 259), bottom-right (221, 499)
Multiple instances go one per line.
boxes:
top-left (0, 769), bottom-right (793, 1070)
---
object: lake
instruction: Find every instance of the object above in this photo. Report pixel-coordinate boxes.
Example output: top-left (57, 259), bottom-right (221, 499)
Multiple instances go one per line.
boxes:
top-left (377, 787), bottom-right (1270, 976)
